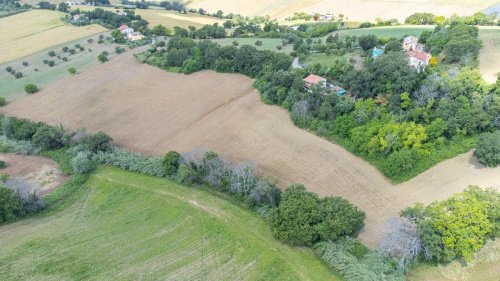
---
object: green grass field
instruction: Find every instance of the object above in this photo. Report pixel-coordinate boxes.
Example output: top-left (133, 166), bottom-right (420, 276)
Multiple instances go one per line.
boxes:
top-left (0, 33), bottom-right (121, 101)
top-left (0, 166), bottom-right (342, 281)
top-left (331, 26), bottom-right (434, 39)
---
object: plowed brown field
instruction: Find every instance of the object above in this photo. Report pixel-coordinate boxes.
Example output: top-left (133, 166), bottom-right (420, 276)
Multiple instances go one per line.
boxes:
top-left (2, 51), bottom-right (499, 247)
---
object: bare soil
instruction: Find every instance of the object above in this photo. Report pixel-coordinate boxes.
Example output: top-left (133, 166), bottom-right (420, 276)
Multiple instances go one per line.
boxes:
top-left (2, 51), bottom-right (499, 247)
top-left (0, 154), bottom-right (65, 195)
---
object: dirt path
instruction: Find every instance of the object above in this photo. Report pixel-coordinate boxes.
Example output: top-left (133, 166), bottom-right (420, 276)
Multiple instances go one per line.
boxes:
top-left (0, 154), bottom-right (65, 195)
top-left (2, 51), bottom-right (499, 247)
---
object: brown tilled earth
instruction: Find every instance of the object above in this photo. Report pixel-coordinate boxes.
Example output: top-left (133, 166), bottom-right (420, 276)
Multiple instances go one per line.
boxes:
top-left (2, 51), bottom-right (499, 247)
top-left (0, 154), bottom-right (65, 195)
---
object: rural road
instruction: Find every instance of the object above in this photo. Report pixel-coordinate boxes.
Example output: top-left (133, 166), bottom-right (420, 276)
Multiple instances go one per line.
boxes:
top-left (3, 51), bottom-right (500, 248)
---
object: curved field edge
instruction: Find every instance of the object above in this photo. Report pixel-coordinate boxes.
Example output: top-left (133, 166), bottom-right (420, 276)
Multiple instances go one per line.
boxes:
top-left (0, 166), bottom-right (342, 281)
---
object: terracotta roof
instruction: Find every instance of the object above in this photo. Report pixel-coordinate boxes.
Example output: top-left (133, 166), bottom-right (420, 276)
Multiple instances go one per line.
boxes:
top-left (118, 25), bottom-right (129, 31)
top-left (405, 51), bottom-right (430, 61)
top-left (303, 74), bottom-right (326, 85)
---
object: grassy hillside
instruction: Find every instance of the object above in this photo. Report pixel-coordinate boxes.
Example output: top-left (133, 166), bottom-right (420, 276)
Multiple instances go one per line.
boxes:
top-left (0, 10), bottom-right (105, 63)
top-left (331, 26), bottom-right (434, 39)
top-left (0, 167), bottom-right (341, 281)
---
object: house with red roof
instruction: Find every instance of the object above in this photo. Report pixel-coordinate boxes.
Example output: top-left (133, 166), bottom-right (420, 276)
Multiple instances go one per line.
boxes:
top-left (405, 50), bottom-right (431, 71)
top-left (118, 24), bottom-right (134, 35)
top-left (303, 74), bottom-right (327, 89)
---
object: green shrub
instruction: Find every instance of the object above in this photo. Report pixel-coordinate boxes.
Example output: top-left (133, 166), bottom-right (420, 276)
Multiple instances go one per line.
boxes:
top-left (47, 60), bottom-right (55, 67)
top-left (81, 132), bottom-right (112, 153)
top-left (0, 187), bottom-right (21, 223)
top-left (0, 160), bottom-right (6, 169)
top-left (255, 40), bottom-right (263, 46)
top-left (22, 61), bottom-right (28, 66)
top-left (92, 147), bottom-right (166, 177)
top-left (71, 152), bottom-right (95, 174)
top-left (15, 72), bottom-right (23, 79)
top-left (48, 50), bottom-right (56, 57)
top-left (31, 125), bottom-right (64, 150)
top-left (62, 57), bottom-right (68, 62)
top-left (474, 131), bottom-right (500, 167)
top-left (162, 151), bottom-right (180, 176)
top-left (24, 83), bottom-right (38, 94)
top-left (62, 46), bottom-right (69, 52)
top-left (97, 52), bottom-right (108, 63)
top-left (68, 67), bottom-right (76, 75)
top-left (69, 48), bottom-right (76, 55)
top-left (5, 66), bottom-right (12, 72)
top-left (0, 97), bottom-right (6, 106)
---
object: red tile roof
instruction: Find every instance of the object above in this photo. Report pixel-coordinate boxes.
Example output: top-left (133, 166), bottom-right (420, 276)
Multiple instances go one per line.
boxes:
top-left (118, 25), bottom-right (129, 31)
top-left (405, 51), bottom-right (430, 61)
top-left (303, 74), bottom-right (326, 85)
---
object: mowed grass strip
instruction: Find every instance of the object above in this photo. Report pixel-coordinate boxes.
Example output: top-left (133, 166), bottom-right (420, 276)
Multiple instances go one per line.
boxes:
top-left (0, 166), bottom-right (341, 281)
top-left (0, 10), bottom-right (106, 63)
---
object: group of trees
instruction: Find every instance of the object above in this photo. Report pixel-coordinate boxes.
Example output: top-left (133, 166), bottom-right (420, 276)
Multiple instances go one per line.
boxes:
top-left (423, 23), bottom-right (482, 63)
top-left (269, 185), bottom-right (365, 246)
top-left (405, 12), bottom-right (498, 26)
top-left (71, 8), bottom-right (149, 32)
top-left (142, 36), bottom-right (292, 75)
top-left (401, 187), bottom-right (500, 263)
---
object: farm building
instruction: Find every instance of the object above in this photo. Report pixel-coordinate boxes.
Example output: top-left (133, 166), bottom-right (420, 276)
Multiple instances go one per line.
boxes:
top-left (402, 36), bottom-right (418, 52)
top-left (118, 25), bottom-right (134, 35)
top-left (303, 74), bottom-right (327, 89)
top-left (127, 32), bottom-right (145, 41)
top-left (405, 50), bottom-right (431, 71)
top-left (372, 47), bottom-right (384, 58)
top-left (319, 13), bottom-right (334, 21)
top-left (72, 14), bottom-right (81, 21)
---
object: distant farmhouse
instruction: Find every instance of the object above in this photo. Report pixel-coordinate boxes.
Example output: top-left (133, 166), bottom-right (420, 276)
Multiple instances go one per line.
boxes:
top-left (402, 36), bottom-right (431, 71)
top-left (303, 74), bottom-right (346, 96)
top-left (118, 24), bottom-right (134, 35)
top-left (127, 31), bottom-right (145, 41)
top-left (65, 0), bottom-right (81, 6)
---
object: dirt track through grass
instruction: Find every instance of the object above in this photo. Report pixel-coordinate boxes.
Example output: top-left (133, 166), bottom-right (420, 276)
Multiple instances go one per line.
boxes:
top-left (2, 50), bottom-right (499, 247)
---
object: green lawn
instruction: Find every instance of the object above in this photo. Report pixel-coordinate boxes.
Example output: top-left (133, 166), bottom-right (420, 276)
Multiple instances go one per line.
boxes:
top-left (0, 32), bottom-right (119, 101)
top-left (0, 166), bottom-right (342, 281)
top-left (211, 38), bottom-right (294, 53)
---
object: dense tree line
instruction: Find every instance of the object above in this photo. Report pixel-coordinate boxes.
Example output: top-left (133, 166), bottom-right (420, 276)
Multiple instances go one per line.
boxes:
top-left (405, 12), bottom-right (498, 26)
top-left (142, 37), bottom-right (292, 75)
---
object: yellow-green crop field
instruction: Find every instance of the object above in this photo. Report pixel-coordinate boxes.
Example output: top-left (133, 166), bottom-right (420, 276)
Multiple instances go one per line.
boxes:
top-left (0, 10), bottom-right (106, 63)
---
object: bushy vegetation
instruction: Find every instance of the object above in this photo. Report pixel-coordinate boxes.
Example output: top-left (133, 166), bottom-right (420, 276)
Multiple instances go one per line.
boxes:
top-left (474, 131), bottom-right (500, 167)
top-left (71, 8), bottom-right (148, 32)
top-left (316, 237), bottom-right (402, 281)
top-left (24, 83), bottom-right (38, 94)
top-left (402, 187), bottom-right (500, 263)
top-left (269, 185), bottom-right (365, 246)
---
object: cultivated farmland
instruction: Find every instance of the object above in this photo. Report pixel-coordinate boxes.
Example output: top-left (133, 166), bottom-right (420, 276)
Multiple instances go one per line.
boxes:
top-left (0, 10), bottom-right (106, 63)
top-left (2, 51), bottom-right (499, 247)
top-left (182, 0), bottom-right (496, 22)
top-left (75, 5), bottom-right (224, 28)
top-left (0, 167), bottom-right (340, 280)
